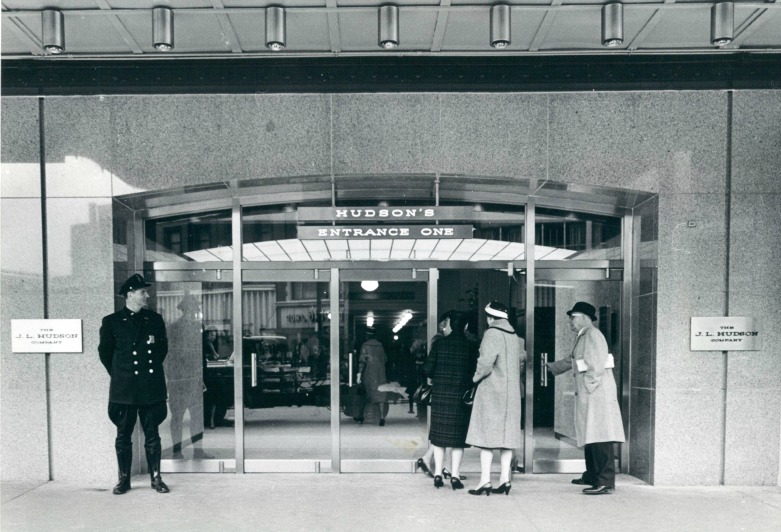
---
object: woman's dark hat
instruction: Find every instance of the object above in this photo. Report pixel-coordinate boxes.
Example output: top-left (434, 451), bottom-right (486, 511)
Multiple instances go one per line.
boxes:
top-left (484, 301), bottom-right (509, 320)
top-left (566, 301), bottom-right (597, 321)
top-left (119, 274), bottom-right (151, 296)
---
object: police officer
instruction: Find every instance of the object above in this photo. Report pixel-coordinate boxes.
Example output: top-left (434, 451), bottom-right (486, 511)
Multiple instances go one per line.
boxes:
top-left (99, 274), bottom-right (170, 495)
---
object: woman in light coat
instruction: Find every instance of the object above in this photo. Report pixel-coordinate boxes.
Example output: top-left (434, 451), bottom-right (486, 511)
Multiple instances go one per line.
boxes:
top-left (358, 327), bottom-right (389, 426)
top-left (466, 301), bottom-right (526, 496)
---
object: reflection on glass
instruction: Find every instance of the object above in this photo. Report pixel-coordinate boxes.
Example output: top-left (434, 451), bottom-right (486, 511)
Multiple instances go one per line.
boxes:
top-left (340, 281), bottom-right (428, 461)
top-left (156, 281), bottom-right (235, 461)
top-left (535, 208), bottom-right (621, 260)
top-left (145, 210), bottom-right (232, 262)
top-left (243, 281), bottom-right (332, 462)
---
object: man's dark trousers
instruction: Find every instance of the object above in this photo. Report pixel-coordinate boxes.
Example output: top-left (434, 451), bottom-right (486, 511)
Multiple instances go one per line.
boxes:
top-left (581, 442), bottom-right (616, 487)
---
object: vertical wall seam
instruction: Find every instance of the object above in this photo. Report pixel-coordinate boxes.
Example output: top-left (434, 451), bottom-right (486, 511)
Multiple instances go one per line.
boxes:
top-left (720, 91), bottom-right (733, 486)
top-left (38, 96), bottom-right (54, 482)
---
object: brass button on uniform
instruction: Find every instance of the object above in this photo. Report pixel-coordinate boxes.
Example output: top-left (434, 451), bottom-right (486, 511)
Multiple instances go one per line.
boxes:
top-left (134, 371), bottom-right (139, 375)
top-left (133, 351), bottom-right (137, 355)
top-left (149, 369), bottom-right (154, 373)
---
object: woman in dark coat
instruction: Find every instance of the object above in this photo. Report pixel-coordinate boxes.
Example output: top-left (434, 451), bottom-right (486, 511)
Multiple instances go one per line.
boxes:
top-left (423, 311), bottom-right (476, 489)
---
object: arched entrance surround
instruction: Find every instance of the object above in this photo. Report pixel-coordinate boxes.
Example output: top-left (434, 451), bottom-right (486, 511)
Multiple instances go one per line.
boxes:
top-left (113, 174), bottom-right (656, 475)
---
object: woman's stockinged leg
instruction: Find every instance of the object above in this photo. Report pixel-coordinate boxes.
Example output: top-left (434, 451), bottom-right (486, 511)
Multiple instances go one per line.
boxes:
top-left (499, 449), bottom-right (513, 485)
top-left (450, 447), bottom-right (464, 479)
top-left (479, 449), bottom-right (493, 487)
top-left (433, 445), bottom-right (445, 477)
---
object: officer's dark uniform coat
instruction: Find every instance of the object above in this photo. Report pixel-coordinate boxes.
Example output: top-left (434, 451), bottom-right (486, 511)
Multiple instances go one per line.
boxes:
top-left (99, 307), bottom-right (168, 404)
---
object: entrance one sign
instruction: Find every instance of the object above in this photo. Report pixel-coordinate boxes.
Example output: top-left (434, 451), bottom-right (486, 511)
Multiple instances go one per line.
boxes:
top-left (11, 319), bottom-right (83, 353)
top-left (690, 317), bottom-right (761, 351)
top-left (298, 225), bottom-right (473, 239)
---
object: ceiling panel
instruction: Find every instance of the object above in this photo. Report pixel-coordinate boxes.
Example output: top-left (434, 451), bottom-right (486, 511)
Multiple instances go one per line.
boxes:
top-left (2, 2), bottom-right (781, 58)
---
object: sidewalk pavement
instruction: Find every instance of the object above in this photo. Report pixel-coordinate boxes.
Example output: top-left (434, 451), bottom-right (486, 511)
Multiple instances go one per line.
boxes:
top-left (3, 474), bottom-right (780, 532)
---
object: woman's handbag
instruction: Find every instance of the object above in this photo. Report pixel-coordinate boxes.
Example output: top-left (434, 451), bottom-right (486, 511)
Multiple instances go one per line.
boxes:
top-left (412, 383), bottom-right (432, 405)
top-left (462, 385), bottom-right (477, 406)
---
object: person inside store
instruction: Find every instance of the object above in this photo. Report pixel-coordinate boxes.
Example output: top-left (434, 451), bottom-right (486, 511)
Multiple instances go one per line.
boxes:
top-left (203, 326), bottom-right (232, 429)
top-left (98, 274), bottom-right (170, 495)
top-left (166, 294), bottom-right (209, 459)
top-left (465, 301), bottom-right (526, 496)
top-left (423, 310), bottom-right (477, 490)
top-left (357, 326), bottom-right (389, 426)
top-left (553, 301), bottom-right (625, 495)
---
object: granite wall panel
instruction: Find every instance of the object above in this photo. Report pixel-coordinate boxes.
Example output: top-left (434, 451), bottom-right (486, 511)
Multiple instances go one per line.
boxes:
top-left (548, 92), bottom-right (727, 194)
top-left (44, 198), bottom-right (116, 482)
top-left (332, 94), bottom-right (440, 175)
top-left (0, 198), bottom-right (48, 481)
top-left (731, 91), bottom-right (781, 194)
top-left (437, 94), bottom-right (547, 179)
top-left (1, 97), bottom-right (41, 198)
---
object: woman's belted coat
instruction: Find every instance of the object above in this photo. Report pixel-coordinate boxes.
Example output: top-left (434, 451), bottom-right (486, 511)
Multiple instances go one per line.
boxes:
top-left (466, 319), bottom-right (526, 449)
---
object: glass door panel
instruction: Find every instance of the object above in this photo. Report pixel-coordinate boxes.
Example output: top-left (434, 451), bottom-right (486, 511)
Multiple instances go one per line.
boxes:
top-left (154, 278), bottom-right (235, 471)
top-left (531, 272), bottom-right (622, 473)
top-left (242, 275), bottom-right (332, 472)
top-left (339, 272), bottom-right (429, 472)
top-left (438, 269), bottom-right (526, 473)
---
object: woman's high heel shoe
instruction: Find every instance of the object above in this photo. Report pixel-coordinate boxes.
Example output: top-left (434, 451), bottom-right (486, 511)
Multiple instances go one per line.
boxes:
top-left (416, 458), bottom-right (434, 478)
top-left (450, 477), bottom-right (464, 490)
top-left (434, 475), bottom-right (444, 489)
top-left (468, 483), bottom-right (492, 496)
top-left (442, 468), bottom-right (451, 479)
top-left (491, 482), bottom-right (512, 495)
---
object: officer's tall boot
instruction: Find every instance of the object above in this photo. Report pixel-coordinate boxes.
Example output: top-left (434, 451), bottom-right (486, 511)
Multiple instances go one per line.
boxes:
top-left (146, 447), bottom-right (170, 493)
top-left (112, 448), bottom-right (133, 495)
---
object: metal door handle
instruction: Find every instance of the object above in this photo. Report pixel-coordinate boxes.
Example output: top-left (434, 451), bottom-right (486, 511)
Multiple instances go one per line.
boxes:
top-left (348, 351), bottom-right (353, 387)
top-left (251, 352), bottom-right (257, 387)
top-left (541, 352), bottom-right (548, 387)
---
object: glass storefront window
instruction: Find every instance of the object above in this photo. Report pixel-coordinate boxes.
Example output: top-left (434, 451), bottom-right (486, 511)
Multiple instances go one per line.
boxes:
top-left (534, 208), bottom-right (621, 261)
top-left (145, 210), bottom-right (233, 262)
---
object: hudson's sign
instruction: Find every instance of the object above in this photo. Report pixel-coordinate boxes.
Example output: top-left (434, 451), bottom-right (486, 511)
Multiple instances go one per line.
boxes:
top-left (690, 317), bottom-right (761, 351)
top-left (298, 206), bottom-right (475, 222)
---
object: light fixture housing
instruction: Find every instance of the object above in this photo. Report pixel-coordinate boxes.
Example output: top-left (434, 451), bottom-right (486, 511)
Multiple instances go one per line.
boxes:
top-left (361, 280), bottom-right (379, 292)
top-left (490, 4), bottom-right (511, 49)
top-left (153, 7), bottom-right (174, 52)
top-left (711, 2), bottom-right (734, 47)
top-left (42, 9), bottom-right (64, 55)
top-left (266, 6), bottom-right (286, 51)
top-left (601, 3), bottom-right (623, 47)
top-left (379, 5), bottom-right (399, 49)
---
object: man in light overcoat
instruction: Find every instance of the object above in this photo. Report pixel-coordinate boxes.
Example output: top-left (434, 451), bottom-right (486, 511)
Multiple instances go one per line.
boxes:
top-left (565, 301), bottom-right (625, 495)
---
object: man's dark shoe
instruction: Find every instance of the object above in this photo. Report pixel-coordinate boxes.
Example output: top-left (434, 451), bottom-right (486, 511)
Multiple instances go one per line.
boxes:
top-left (112, 477), bottom-right (131, 495)
top-left (571, 478), bottom-right (591, 485)
top-left (583, 485), bottom-right (614, 495)
top-left (151, 477), bottom-right (170, 493)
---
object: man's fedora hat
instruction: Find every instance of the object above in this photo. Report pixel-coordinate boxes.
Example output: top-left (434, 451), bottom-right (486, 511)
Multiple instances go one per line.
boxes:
top-left (566, 301), bottom-right (597, 322)
top-left (119, 274), bottom-right (151, 296)
top-left (484, 301), bottom-right (509, 320)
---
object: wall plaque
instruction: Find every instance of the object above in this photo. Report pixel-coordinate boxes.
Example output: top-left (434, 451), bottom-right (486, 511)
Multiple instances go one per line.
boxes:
top-left (297, 206), bottom-right (475, 222)
top-left (11, 319), bottom-right (83, 353)
top-left (690, 317), bottom-right (761, 351)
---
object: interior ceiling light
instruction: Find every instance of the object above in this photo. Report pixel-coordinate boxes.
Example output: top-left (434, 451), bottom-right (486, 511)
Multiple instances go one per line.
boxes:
top-left (601, 3), bottom-right (623, 48)
top-left (379, 5), bottom-right (399, 49)
top-left (711, 2), bottom-right (734, 47)
top-left (266, 6), bottom-right (286, 51)
top-left (361, 280), bottom-right (379, 292)
top-left (490, 4), bottom-right (511, 49)
top-left (41, 9), bottom-right (64, 55)
top-left (152, 7), bottom-right (174, 52)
